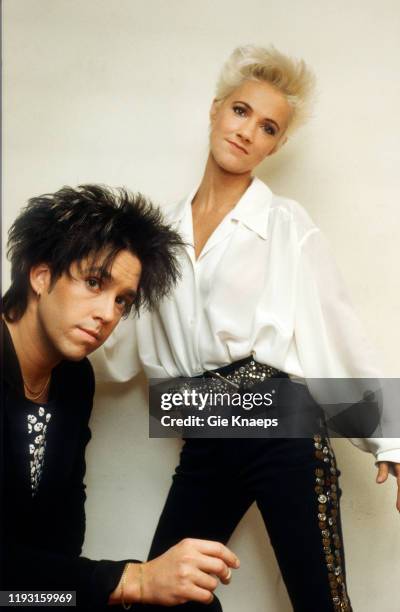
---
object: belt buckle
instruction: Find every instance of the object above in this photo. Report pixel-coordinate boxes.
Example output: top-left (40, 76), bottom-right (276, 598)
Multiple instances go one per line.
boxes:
top-left (204, 370), bottom-right (240, 390)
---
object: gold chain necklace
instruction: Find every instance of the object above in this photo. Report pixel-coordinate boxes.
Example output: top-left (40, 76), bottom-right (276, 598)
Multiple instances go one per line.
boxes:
top-left (23, 375), bottom-right (51, 401)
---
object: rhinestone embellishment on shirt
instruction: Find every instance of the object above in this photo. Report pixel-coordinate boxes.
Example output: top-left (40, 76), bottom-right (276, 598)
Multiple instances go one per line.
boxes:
top-left (27, 405), bottom-right (52, 496)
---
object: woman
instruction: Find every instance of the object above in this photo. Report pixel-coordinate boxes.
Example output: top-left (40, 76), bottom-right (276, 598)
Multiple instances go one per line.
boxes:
top-left (92, 45), bottom-right (400, 611)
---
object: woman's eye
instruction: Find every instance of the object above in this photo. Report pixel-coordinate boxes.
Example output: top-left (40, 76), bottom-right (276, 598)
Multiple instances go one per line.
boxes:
top-left (263, 124), bottom-right (276, 136)
top-left (86, 277), bottom-right (101, 290)
top-left (233, 105), bottom-right (246, 117)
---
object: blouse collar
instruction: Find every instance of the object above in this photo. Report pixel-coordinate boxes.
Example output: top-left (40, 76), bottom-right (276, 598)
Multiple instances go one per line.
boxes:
top-left (171, 176), bottom-right (273, 241)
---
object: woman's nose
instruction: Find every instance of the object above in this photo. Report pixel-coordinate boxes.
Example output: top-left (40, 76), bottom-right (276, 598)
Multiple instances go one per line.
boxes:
top-left (237, 119), bottom-right (255, 143)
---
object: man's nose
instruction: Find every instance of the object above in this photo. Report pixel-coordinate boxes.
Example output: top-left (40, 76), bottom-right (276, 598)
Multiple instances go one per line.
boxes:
top-left (93, 295), bottom-right (116, 323)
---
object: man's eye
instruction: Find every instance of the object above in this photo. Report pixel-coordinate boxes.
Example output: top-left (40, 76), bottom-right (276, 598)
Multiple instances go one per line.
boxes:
top-left (233, 105), bottom-right (246, 117)
top-left (115, 296), bottom-right (134, 316)
top-left (115, 296), bottom-right (133, 310)
top-left (86, 278), bottom-right (101, 290)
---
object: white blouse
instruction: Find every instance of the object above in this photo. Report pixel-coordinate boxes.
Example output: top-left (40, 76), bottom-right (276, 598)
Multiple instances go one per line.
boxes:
top-left (90, 177), bottom-right (400, 465)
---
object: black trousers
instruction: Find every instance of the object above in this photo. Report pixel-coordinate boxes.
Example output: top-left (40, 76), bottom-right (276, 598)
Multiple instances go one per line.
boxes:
top-left (147, 435), bottom-right (352, 612)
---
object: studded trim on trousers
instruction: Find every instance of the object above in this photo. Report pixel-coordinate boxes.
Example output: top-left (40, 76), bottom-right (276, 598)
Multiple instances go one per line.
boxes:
top-left (314, 434), bottom-right (352, 612)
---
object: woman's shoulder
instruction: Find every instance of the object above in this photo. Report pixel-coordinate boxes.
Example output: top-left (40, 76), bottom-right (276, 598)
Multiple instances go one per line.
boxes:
top-left (267, 185), bottom-right (319, 244)
top-left (160, 189), bottom-right (195, 226)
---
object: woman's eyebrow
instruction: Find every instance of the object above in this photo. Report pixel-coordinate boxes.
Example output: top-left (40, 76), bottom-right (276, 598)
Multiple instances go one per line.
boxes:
top-left (232, 100), bottom-right (281, 131)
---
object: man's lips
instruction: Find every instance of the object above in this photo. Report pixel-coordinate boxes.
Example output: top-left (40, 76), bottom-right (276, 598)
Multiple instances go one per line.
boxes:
top-left (77, 327), bottom-right (101, 342)
top-left (226, 139), bottom-right (248, 154)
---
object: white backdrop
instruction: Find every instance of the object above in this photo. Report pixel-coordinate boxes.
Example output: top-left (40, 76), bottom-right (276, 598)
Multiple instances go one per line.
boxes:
top-left (2, 1), bottom-right (400, 610)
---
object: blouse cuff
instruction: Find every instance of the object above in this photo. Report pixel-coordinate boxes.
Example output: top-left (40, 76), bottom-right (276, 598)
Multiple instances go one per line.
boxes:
top-left (375, 448), bottom-right (400, 472)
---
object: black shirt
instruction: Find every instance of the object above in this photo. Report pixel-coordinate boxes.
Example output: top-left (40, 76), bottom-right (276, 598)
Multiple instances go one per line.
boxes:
top-left (1, 321), bottom-right (132, 609)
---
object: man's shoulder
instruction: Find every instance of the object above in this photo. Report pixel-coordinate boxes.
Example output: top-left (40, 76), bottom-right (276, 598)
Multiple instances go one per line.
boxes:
top-left (59, 355), bottom-right (93, 375)
top-left (56, 357), bottom-right (95, 400)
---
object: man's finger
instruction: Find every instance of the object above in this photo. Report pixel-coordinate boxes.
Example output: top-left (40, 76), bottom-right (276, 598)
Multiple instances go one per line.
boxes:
top-left (188, 539), bottom-right (240, 568)
top-left (197, 555), bottom-right (229, 578)
top-left (220, 568), bottom-right (232, 585)
top-left (188, 585), bottom-right (215, 605)
top-left (192, 568), bottom-right (219, 592)
top-left (197, 555), bottom-right (233, 582)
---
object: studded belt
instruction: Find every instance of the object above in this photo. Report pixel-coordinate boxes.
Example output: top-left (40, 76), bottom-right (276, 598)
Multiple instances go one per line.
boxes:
top-left (178, 356), bottom-right (288, 395)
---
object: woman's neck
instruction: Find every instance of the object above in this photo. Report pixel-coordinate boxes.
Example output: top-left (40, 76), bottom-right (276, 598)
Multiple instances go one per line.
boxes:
top-left (193, 153), bottom-right (252, 214)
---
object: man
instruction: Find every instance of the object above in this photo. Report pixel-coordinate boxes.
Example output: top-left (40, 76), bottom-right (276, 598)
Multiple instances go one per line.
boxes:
top-left (1, 184), bottom-right (239, 609)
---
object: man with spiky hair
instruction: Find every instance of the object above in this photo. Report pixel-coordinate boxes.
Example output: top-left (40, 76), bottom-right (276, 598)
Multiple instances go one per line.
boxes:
top-left (1, 185), bottom-right (239, 610)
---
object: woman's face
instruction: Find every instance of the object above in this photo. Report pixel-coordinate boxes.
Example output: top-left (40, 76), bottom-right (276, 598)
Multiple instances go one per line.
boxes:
top-left (209, 79), bottom-right (293, 175)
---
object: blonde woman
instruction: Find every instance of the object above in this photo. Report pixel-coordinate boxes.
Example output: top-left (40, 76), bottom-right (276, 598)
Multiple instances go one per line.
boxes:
top-left (92, 45), bottom-right (400, 611)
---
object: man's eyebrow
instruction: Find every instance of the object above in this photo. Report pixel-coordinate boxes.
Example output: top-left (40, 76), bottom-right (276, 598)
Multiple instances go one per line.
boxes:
top-left (123, 289), bottom-right (137, 300)
top-left (233, 100), bottom-right (281, 131)
top-left (81, 266), bottom-right (137, 298)
top-left (82, 266), bottom-right (112, 279)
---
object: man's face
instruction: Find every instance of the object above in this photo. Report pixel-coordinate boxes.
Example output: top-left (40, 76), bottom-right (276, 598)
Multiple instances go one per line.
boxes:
top-left (32, 249), bottom-right (141, 361)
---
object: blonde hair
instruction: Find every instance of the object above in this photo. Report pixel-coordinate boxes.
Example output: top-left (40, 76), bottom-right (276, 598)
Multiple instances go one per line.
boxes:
top-left (215, 45), bottom-right (316, 133)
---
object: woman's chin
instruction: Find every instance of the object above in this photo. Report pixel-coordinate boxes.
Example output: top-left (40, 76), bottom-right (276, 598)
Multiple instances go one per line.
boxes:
top-left (214, 157), bottom-right (252, 176)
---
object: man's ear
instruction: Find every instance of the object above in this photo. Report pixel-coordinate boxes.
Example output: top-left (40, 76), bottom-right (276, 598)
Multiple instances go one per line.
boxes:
top-left (29, 264), bottom-right (52, 297)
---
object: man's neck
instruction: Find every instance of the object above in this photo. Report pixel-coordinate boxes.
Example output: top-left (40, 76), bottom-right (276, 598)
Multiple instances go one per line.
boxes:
top-left (4, 311), bottom-right (59, 390)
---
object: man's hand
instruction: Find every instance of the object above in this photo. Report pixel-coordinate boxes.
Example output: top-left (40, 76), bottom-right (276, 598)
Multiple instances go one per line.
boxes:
top-left (376, 461), bottom-right (400, 512)
top-left (122, 538), bottom-right (239, 607)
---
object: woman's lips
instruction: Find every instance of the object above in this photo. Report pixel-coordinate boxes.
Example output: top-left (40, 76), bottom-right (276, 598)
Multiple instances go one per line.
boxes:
top-left (226, 139), bottom-right (248, 154)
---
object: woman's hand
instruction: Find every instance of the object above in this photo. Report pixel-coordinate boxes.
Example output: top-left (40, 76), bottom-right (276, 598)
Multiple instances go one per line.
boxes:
top-left (376, 461), bottom-right (400, 512)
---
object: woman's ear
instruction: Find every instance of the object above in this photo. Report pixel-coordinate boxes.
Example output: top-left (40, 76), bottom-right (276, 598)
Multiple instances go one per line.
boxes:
top-left (29, 264), bottom-right (51, 297)
top-left (209, 98), bottom-right (220, 124)
top-left (269, 135), bottom-right (288, 156)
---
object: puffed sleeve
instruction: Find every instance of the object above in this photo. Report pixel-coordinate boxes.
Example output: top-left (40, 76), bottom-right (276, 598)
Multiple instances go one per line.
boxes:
top-left (89, 315), bottom-right (141, 383)
top-left (295, 228), bottom-right (400, 465)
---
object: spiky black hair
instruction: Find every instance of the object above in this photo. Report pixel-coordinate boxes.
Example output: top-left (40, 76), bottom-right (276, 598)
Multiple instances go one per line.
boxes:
top-left (2, 184), bottom-right (184, 321)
